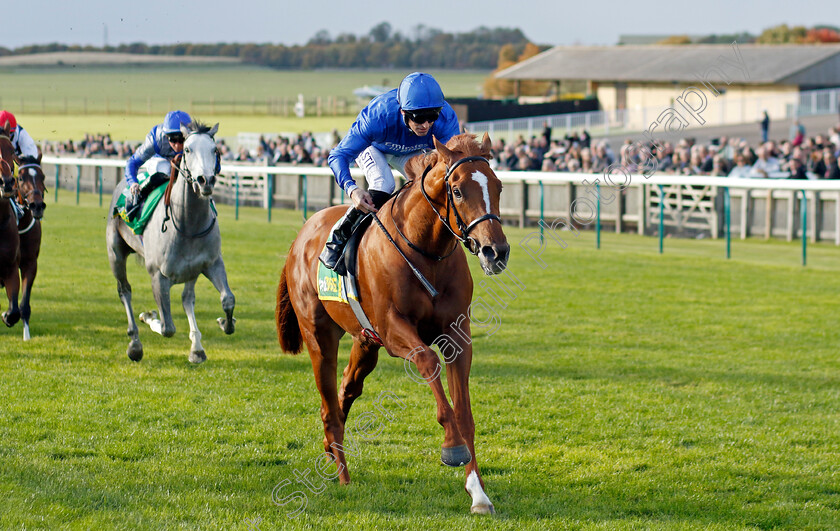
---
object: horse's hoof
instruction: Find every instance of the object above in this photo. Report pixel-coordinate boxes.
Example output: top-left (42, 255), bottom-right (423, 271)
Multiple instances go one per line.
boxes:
top-left (127, 340), bottom-right (144, 362)
top-left (470, 503), bottom-right (496, 515)
top-left (189, 350), bottom-right (207, 364)
top-left (217, 317), bottom-right (235, 335)
top-left (441, 445), bottom-right (472, 467)
top-left (2, 310), bottom-right (20, 328)
top-left (139, 311), bottom-right (158, 324)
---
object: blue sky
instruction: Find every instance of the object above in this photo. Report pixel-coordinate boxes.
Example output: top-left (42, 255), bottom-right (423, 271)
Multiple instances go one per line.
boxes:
top-left (4, 0), bottom-right (839, 49)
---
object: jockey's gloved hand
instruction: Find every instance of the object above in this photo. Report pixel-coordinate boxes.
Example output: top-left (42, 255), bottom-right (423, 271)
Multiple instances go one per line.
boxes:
top-left (350, 188), bottom-right (377, 213)
top-left (130, 183), bottom-right (140, 196)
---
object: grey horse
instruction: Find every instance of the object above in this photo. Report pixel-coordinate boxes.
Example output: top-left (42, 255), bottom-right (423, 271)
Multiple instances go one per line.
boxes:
top-left (106, 121), bottom-right (235, 363)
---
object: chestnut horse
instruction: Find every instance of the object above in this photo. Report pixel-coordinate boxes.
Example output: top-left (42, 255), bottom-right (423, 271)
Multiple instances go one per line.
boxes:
top-left (16, 155), bottom-right (47, 340)
top-left (276, 133), bottom-right (509, 514)
top-left (0, 130), bottom-right (21, 328)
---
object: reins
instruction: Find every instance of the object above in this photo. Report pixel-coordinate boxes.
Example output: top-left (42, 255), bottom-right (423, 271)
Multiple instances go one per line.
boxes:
top-left (387, 155), bottom-right (500, 260)
top-left (371, 212), bottom-right (440, 299)
top-left (370, 154), bottom-right (500, 299)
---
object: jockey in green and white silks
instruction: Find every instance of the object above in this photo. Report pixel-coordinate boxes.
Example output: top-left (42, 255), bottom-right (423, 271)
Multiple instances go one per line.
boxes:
top-left (320, 72), bottom-right (460, 274)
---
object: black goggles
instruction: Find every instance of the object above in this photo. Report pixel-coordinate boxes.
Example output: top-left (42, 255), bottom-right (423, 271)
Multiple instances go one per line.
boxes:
top-left (166, 133), bottom-right (185, 143)
top-left (405, 108), bottom-right (441, 124)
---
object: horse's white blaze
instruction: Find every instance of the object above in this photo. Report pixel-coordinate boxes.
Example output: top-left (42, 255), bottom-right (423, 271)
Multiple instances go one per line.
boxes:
top-left (184, 134), bottom-right (218, 179)
top-left (471, 171), bottom-right (492, 214)
top-left (28, 168), bottom-right (36, 178)
top-left (466, 470), bottom-right (493, 510)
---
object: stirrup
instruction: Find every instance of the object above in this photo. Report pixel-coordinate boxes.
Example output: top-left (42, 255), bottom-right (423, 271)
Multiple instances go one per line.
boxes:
top-left (125, 200), bottom-right (142, 222)
top-left (319, 208), bottom-right (361, 271)
top-left (319, 241), bottom-right (346, 272)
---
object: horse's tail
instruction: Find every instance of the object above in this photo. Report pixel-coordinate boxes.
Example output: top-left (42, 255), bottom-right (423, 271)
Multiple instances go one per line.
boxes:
top-left (275, 266), bottom-right (303, 354)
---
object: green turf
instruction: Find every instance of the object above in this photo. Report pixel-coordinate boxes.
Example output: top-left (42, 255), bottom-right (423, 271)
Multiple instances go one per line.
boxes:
top-left (1, 65), bottom-right (490, 140)
top-left (0, 193), bottom-right (839, 529)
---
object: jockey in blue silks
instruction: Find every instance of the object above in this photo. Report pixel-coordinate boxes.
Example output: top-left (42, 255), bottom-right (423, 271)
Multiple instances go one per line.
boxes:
top-left (124, 110), bottom-right (219, 220)
top-left (320, 72), bottom-right (461, 272)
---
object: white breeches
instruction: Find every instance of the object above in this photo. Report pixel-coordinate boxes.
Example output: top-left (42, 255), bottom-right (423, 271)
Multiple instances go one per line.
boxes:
top-left (355, 146), bottom-right (422, 193)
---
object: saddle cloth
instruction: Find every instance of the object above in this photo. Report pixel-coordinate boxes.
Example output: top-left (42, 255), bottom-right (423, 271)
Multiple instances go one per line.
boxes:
top-left (113, 172), bottom-right (168, 235)
top-left (316, 215), bottom-right (383, 345)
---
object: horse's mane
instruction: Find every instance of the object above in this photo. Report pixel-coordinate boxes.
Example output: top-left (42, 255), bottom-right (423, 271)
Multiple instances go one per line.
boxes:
top-left (404, 133), bottom-right (494, 182)
top-left (19, 156), bottom-right (39, 166)
top-left (185, 120), bottom-right (214, 135)
top-left (445, 133), bottom-right (491, 158)
top-left (414, 133), bottom-right (492, 170)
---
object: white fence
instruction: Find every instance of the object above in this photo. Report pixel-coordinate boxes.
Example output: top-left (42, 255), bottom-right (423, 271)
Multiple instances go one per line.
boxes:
top-left (40, 156), bottom-right (840, 248)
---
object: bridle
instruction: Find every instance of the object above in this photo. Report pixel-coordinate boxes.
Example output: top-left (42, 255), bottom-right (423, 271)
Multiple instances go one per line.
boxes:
top-left (391, 155), bottom-right (501, 260)
top-left (0, 159), bottom-right (15, 197)
top-left (161, 133), bottom-right (217, 238)
top-left (16, 163), bottom-right (46, 207)
top-left (0, 133), bottom-right (18, 196)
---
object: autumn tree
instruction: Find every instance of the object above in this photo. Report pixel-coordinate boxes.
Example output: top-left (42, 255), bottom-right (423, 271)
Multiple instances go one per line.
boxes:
top-left (483, 42), bottom-right (550, 99)
top-left (656, 35), bottom-right (692, 45)
top-left (804, 27), bottom-right (840, 43)
top-left (756, 24), bottom-right (807, 44)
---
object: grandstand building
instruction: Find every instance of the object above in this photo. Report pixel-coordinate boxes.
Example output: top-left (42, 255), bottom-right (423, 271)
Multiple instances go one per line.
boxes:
top-left (495, 44), bottom-right (840, 129)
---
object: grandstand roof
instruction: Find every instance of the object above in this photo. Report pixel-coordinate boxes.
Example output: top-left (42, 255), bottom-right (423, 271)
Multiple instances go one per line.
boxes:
top-left (495, 45), bottom-right (840, 86)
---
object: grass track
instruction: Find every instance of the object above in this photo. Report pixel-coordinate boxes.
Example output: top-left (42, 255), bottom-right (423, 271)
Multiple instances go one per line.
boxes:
top-left (2, 65), bottom-right (490, 141)
top-left (0, 193), bottom-right (839, 529)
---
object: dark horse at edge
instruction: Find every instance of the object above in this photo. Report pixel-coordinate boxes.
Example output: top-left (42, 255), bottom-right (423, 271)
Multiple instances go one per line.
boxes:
top-left (276, 133), bottom-right (510, 514)
top-left (0, 127), bottom-right (21, 328)
top-left (16, 154), bottom-right (47, 340)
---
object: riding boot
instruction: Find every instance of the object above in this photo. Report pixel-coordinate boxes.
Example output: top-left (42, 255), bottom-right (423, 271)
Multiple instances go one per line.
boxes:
top-left (126, 172), bottom-right (168, 222)
top-left (369, 189), bottom-right (393, 209)
top-left (319, 207), bottom-right (365, 275)
top-left (125, 189), bottom-right (142, 221)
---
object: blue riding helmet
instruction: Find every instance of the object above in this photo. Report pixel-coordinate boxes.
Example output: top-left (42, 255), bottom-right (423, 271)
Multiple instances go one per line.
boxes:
top-left (163, 110), bottom-right (192, 134)
top-left (397, 72), bottom-right (445, 111)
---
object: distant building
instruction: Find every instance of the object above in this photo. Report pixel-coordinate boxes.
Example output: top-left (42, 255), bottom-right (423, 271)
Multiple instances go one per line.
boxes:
top-left (495, 44), bottom-right (840, 129)
top-left (617, 35), bottom-right (703, 45)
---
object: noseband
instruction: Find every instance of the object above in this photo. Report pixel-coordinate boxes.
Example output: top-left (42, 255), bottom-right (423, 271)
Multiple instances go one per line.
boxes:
top-left (173, 135), bottom-right (218, 187)
top-left (16, 163), bottom-right (46, 207)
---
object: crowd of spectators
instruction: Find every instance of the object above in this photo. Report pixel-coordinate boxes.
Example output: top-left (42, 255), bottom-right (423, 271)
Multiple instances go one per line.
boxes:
top-left (42, 122), bottom-right (840, 181)
top-left (44, 131), bottom-right (340, 169)
top-left (44, 133), bottom-right (135, 158)
top-left (487, 121), bottom-right (840, 180)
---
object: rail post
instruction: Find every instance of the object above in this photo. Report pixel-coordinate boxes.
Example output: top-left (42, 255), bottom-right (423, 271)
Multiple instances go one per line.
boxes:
top-left (267, 173), bottom-right (273, 223)
top-left (801, 189), bottom-right (807, 266)
top-left (75, 165), bottom-right (81, 205)
top-left (658, 184), bottom-right (664, 254)
top-left (301, 174), bottom-right (309, 221)
top-left (596, 182), bottom-right (601, 250)
top-left (539, 180), bottom-right (544, 244)
top-left (724, 187), bottom-right (731, 259)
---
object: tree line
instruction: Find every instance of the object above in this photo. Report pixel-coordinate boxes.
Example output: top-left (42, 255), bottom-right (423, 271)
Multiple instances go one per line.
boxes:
top-left (0, 23), bottom-right (540, 70)
top-left (657, 25), bottom-right (840, 45)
